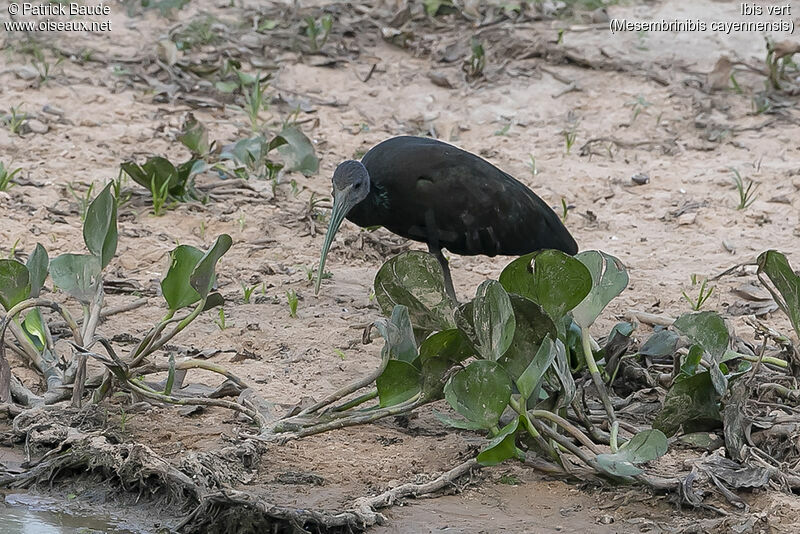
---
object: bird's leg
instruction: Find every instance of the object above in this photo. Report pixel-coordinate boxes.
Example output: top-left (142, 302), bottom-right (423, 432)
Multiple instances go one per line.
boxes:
top-left (429, 244), bottom-right (457, 303)
top-left (424, 209), bottom-right (458, 302)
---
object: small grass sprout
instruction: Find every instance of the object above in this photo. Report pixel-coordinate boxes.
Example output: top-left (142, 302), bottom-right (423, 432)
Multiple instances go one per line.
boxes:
top-left (627, 95), bottom-right (652, 123)
top-left (562, 119), bottom-right (579, 154)
top-left (286, 289), bottom-right (299, 318)
top-left (150, 174), bottom-right (171, 216)
top-left (215, 308), bottom-right (228, 330)
top-left (4, 106), bottom-right (27, 136)
top-left (305, 14), bottom-right (333, 51)
top-left (242, 283), bottom-right (256, 304)
top-left (682, 274), bottom-right (714, 311)
top-left (0, 161), bottom-right (22, 191)
top-left (528, 154), bottom-right (538, 176)
top-left (243, 73), bottom-right (269, 131)
top-left (67, 181), bottom-right (96, 221)
top-left (465, 38), bottom-right (485, 78)
top-left (731, 168), bottom-right (759, 210)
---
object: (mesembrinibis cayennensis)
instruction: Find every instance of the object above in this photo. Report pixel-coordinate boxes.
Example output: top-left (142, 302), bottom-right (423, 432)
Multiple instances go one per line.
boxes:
top-left (314, 136), bottom-right (578, 299)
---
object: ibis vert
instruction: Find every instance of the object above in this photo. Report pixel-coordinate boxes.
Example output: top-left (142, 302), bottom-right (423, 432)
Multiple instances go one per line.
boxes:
top-left (314, 136), bottom-right (578, 299)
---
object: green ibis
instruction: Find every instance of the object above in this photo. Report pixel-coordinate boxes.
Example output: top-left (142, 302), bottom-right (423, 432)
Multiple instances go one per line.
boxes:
top-left (314, 136), bottom-right (578, 299)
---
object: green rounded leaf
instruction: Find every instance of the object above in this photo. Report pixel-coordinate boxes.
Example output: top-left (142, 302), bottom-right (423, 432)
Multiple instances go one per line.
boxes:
top-left (679, 345), bottom-right (704, 377)
top-left (434, 410), bottom-right (487, 430)
top-left (276, 125), bottom-right (319, 176)
top-left (674, 311), bottom-right (729, 360)
top-left (419, 329), bottom-right (473, 399)
top-left (444, 360), bottom-right (513, 429)
top-left (22, 309), bottom-right (46, 351)
top-left (83, 182), bottom-right (118, 269)
top-left (473, 280), bottom-right (515, 361)
top-left (376, 360), bottom-right (421, 407)
top-left (639, 329), bottom-right (679, 358)
top-left (0, 259), bottom-right (31, 311)
top-left (179, 115), bottom-right (210, 156)
top-left (374, 251), bottom-right (456, 333)
top-left (572, 251), bottom-right (629, 328)
top-left (653, 371), bottom-right (721, 437)
top-left (202, 292), bottom-right (225, 311)
top-left (372, 305), bottom-right (418, 363)
top-left (596, 429), bottom-right (668, 477)
top-left (516, 336), bottom-right (556, 401)
top-left (757, 250), bottom-right (800, 339)
top-left (190, 234), bottom-right (233, 299)
top-left (477, 417), bottom-right (521, 466)
top-left (499, 250), bottom-right (592, 322)
top-left (25, 244), bottom-right (49, 298)
top-left (498, 295), bottom-right (556, 381)
top-left (49, 254), bottom-right (101, 303)
top-left (161, 245), bottom-right (204, 310)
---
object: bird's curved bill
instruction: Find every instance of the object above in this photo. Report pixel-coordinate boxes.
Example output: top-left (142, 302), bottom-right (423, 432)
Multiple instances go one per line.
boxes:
top-left (314, 188), bottom-right (350, 295)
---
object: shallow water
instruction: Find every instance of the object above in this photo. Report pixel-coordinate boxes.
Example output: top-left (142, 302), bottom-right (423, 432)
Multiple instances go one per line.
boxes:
top-left (1, 494), bottom-right (142, 534)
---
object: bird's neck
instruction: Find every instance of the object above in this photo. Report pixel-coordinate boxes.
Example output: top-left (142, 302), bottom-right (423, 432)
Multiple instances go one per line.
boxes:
top-left (347, 180), bottom-right (389, 226)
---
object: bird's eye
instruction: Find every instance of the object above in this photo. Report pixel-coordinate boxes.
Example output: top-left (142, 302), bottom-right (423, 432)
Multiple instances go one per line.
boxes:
top-left (354, 183), bottom-right (361, 189)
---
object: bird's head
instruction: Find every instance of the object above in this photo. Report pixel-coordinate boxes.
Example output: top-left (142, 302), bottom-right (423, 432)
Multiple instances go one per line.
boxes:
top-left (315, 160), bottom-right (371, 294)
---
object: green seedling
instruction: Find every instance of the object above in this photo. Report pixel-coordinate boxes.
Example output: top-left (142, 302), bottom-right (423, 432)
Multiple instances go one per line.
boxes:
top-left (466, 38), bottom-right (485, 78)
top-left (243, 73), bottom-right (269, 131)
top-left (217, 124), bottom-right (318, 181)
top-left (172, 14), bottom-right (221, 50)
top-left (730, 168), bottom-right (759, 210)
top-left (111, 169), bottom-right (132, 210)
top-left (627, 95), bottom-right (652, 123)
top-left (7, 238), bottom-right (20, 259)
top-left (4, 106), bottom-right (27, 136)
top-left (150, 174), bottom-right (171, 216)
top-left (563, 119), bottom-right (579, 154)
top-left (242, 283), bottom-right (256, 304)
top-left (198, 221), bottom-right (207, 240)
top-left (31, 48), bottom-right (63, 84)
top-left (560, 198), bottom-right (569, 223)
top-left (752, 93), bottom-right (772, 114)
top-left (305, 14), bottom-right (333, 51)
top-left (334, 348), bottom-right (346, 360)
top-left (67, 181), bottom-right (96, 222)
top-left (494, 123), bottom-right (511, 136)
top-left (215, 308), bottom-right (227, 330)
top-left (286, 289), bottom-right (298, 318)
top-left (237, 213), bottom-right (246, 231)
top-left (121, 155), bottom-right (206, 205)
top-left (528, 154), bottom-right (537, 177)
top-left (0, 161), bottom-right (22, 191)
top-left (681, 275), bottom-right (714, 311)
top-left (730, 73), bottom-right (743, 94)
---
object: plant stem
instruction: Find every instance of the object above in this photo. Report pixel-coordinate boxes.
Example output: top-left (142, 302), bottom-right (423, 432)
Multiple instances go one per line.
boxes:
top-left (610, 421), bottom-right (619, 453)
top-left (267, 395), bottom-right (424, 441)
top-left (298, 347), bottom-right (390, 417)
top-left (332, 389), bottom-right (378, 412)
top-left (529, 409), bottom-right (602, 454)
top-left (581, 326), bottom-right (616, 424)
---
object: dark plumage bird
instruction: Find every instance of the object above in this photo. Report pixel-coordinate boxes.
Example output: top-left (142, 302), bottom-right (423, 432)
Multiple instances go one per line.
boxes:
top-left (315, 136), bottom-right (578, 298)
